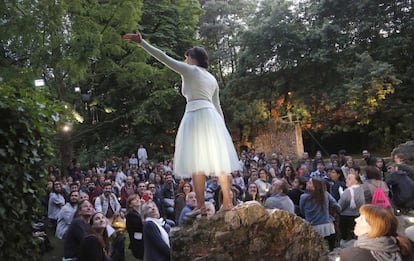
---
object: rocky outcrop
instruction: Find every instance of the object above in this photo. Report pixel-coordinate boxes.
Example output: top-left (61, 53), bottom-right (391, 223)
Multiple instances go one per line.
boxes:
top-left (170, 201), bottom-right (328, 261)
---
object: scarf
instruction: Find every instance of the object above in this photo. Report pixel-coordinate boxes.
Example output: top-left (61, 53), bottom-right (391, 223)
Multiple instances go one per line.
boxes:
top-left (145, 217), bottom-right (170, 247)
top-left (354, 236), bottom-right (402, 261)
top-left (349, 184), bottom-right (360, 209)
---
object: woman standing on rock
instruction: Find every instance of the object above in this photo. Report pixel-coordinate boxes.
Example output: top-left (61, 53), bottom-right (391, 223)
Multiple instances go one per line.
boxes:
top-left (300, 178), bottom-right (341, 251)
top-left (340, 204), bottom-right (412, 261)
top-left (123, 32), bottom-right (239, 214)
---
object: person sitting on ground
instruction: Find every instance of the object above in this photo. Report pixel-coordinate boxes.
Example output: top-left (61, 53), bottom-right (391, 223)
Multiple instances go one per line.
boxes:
top-left (79, 191), bottom-right (90, 201)
top-left (174, 181), bottom-right (193, 223)
top-left (78, 212), bottom-right (111, 261)
top-left (340, 204), bottom-right (413, 261)
top-left (255, 168), bottom-right (271, 201)
top-left (244, 182), bottom-right (260, 202)
top-left (311, 160), bottom-right (328, 180)
top-left (63, 199), bottom-right (95, 260)
top-left (48, 181), bottom-right (66, 231)
top-left (280, 164), bottom-right (296, 188)
top-left (218, 186), bottom-right (242, 208)
top-left (141, 201), bottom-right (171, 261)
top-left (264, 179), bottom-right (295, 214)
top-left (160, 173), bottom-right (177, 220)
top-left (231, 170), bottom-right (246, 194)
top-left (205, 175), bottom-right (221, 210)
top-left (125, 194), bottom-right (144, 260)
top-left (178, 192), bottom-right (197, 225)
top-left (56, 190), bottom-right (79, 239)
top-left (205, 201), bottom-right (216, 218)
top-left (95, 182), bottom-right (121, 220)
top-left (120, 175), bottom-right (138, 209)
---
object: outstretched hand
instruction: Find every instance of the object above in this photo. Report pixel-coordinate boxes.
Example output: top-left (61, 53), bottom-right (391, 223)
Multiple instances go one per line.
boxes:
top-left (123, 32), bottom-right (142, 44)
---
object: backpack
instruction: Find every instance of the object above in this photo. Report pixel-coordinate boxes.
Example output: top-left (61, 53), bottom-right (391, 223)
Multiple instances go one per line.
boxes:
top-left (371, 187), bottom-right (392, 208)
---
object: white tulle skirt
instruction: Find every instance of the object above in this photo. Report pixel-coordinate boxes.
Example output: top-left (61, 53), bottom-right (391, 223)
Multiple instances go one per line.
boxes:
top-left (173, 105), bottom-right (239, 178)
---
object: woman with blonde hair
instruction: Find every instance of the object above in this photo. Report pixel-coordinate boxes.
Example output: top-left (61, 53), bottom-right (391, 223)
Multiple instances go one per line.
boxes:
top-left (340, 204), bottom-right (412, 261)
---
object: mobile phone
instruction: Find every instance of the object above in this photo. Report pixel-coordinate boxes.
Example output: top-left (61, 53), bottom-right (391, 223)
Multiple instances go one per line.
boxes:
top-left (143, 194), bottom-right (150, 202)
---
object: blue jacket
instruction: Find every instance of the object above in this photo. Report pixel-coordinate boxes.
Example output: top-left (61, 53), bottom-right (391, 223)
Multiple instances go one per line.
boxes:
top-left (300, 191), bottom-right (341, 226)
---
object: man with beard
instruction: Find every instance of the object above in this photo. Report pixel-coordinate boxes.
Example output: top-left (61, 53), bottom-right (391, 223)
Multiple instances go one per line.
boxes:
top-left (86, 180), bottom-right (100, 203)
top-left (120, 176), bottom-right (138, 208)
top-left (48, 181), bottom-right (66, 231)
top-left (95, 182), bottom-right (121, 219)
top-left (161, 173), bottom-right (177, 220)
top-left (56, 190), bottom-right (79, 239)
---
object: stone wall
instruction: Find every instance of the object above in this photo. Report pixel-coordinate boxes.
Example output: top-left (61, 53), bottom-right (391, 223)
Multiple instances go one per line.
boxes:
top-left (170, 202), bottom-right (328, 261)
top-left (252, 119), bottom-right (304, 161)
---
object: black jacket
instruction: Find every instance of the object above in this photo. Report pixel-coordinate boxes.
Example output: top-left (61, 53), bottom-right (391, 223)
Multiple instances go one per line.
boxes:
top-left (125, 209), bottom-right (144, 259)
top-left (143, 220), bottom-right (170, 261)
top-left (387, 170), bottom-right (414, 208)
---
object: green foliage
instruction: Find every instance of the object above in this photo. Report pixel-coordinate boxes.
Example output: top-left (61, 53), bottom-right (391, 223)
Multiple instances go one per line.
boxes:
top-left (0, 79), bottom-right (70, 260)
top-left (62, 0), bottom-right (203, 161)
top-left (227, 0), bottom-right (414, 149)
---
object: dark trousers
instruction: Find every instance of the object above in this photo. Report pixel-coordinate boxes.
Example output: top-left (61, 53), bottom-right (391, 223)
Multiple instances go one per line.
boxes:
top-left (339, 215), bottom-right (357, 240)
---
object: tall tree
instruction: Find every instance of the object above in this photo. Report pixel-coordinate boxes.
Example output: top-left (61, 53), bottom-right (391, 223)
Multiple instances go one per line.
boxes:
top-left (72, 0), bottom-right (203, 162)
top-left (230, 0), bottom-right (413, 149)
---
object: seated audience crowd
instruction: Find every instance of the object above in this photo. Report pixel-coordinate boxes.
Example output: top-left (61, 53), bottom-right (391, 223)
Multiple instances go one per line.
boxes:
top-left (42, 148), bottom-right (414, 260)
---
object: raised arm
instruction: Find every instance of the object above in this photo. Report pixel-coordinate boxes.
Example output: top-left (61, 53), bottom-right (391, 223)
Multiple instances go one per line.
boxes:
top-left (123, 32), bottom-right (190, 75)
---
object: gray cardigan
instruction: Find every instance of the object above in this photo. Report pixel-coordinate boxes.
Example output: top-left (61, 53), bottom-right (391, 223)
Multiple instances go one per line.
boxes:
top-left (338, 185), bottom-right (365, 216)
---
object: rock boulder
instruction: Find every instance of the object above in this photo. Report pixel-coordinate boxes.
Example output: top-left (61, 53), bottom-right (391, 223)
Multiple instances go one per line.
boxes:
top-left (170, 201), bottom-right (328, 261)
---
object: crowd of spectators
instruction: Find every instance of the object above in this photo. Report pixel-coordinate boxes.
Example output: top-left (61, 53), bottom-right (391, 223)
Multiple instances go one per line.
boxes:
top-left (41, 146), bottom-right (414, 260)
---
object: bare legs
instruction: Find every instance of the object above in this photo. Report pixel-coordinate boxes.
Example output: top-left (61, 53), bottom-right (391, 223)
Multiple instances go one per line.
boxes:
top-left (218, 172), bottom-right (233, 211)
top-left (192, 172), bottom-right (206, 212)
top-left (192, 172), bottom-right (233, 212)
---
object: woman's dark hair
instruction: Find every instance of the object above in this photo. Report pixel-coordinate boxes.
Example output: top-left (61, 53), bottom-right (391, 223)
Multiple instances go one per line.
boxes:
top-left (294, 176), bottom-right (307, 190)
top-left (185, 46), bottom-right (209, 69)
top-left (281, 165), bottom-right (296, 179)
top-left (309, 178), bottom-right (327, 210)
top-left (89, 212), bottom-right (110, 254)
top-left (332, 167), bottom-right (345, 181)
top-left (365, 165), bottom-right (381, 180)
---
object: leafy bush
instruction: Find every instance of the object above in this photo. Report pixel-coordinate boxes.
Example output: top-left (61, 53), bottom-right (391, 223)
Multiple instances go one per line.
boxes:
top-left (0, 80), bottom-right (69, 260)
